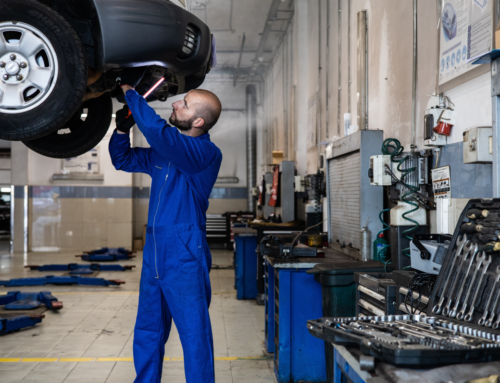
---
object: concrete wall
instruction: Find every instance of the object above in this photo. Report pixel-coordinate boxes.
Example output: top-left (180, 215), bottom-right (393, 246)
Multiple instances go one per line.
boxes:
top-left (260, 0), bottom-right (494, 228)
top-left (11, 78), bottom-right (253, 252)
top-left (12, 115), bottom-right (134, 252)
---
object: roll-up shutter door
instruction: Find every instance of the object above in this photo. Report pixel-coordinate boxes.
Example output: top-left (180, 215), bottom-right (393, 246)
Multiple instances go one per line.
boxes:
top-left (328, 151), bottom-right (361, 249)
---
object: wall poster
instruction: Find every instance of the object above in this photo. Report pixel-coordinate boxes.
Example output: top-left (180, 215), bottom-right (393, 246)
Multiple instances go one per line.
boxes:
top-left (431, 166), bottom-right (452, 200)
top-left (439, 0), bottom-right (493, 86)
top-left (62, 148), bottom-right (100, 174)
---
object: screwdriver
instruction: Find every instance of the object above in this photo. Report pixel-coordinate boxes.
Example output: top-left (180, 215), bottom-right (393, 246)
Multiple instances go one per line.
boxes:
top-left (461, 223), bottom-right (484, 234)
top-left (467, 209), bottom-right (490, 219)
top-left (478, 242), bottom-right (500, 253)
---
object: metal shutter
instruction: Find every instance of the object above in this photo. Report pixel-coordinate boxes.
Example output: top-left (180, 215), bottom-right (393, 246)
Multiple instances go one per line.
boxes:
top-left (328, 151), bottom-right (361, 249)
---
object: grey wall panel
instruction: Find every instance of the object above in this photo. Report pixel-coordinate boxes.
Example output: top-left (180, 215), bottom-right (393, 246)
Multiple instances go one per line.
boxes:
top-left (439, 141), bottom-right (492, 198)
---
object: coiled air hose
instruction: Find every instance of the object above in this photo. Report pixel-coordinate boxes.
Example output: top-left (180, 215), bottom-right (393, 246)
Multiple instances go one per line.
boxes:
top-left (381, 138), bottom-right (420, 259)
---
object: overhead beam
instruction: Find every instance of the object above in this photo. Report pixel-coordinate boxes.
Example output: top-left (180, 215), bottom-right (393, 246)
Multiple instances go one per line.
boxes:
top-left (251, 0), bottom-right (294, 75)
top-left (234, 33), bottom-right (246, 87)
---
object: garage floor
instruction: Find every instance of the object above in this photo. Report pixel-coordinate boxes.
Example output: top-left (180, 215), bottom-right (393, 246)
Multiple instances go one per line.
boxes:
top-left (0, 247), bottom-right (276, 383)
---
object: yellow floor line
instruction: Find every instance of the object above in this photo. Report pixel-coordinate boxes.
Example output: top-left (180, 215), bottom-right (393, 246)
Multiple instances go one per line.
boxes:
top-left (0, 356), bottom-right (271, 363)
top-left (53, 292), bottom-right (234, 295)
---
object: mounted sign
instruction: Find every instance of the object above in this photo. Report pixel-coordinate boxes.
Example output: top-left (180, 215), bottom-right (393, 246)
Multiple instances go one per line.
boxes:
top-left (439, 0), bottom-right (493, 86)
top-left (431, 165), bottom-right (451, 200)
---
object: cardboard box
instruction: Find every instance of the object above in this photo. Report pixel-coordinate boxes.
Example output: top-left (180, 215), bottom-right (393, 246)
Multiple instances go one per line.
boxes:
top-left (272, 151), bottom-right (284, 164)
top-left (496, 21), bottom-right (500, 50)
top-left (133, 238), bottom-right (143, 251)
top-left (142, 224), bottom-right (147, 248)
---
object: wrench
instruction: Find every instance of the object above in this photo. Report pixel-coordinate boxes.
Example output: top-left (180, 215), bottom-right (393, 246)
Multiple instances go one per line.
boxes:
top-left (463, 254), bottom-right (492, 322)
top-left (486, 271), bottom-right (500, 328)
top-left (478, 265), bottom-right (500, 326)
top-left (457, 252), bottom-right (486, 320)
top-left (432, 234), bottom-right (468, 315)
top-left (448, 243), bottom-right (478, 317)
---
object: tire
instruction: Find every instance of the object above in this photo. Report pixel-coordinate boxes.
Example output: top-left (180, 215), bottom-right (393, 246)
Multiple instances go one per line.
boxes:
top-left (0, 0), bottom-right (86, 141)
top-left (23, 93), bottom-right (113, 159)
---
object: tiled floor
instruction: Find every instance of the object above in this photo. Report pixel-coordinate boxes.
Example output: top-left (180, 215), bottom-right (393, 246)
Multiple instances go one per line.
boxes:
top-left (0, 246), bottom-right (276, 383)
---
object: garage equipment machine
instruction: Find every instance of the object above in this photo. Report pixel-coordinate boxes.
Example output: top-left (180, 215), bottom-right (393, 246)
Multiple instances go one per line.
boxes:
top-left (410, 234), bottom-right (451, 274)
top-left (76, 247), bottom-right (136, 262)
top-left (0, 291), bottom-right (62, 333)
top-left (26, 263), bottom-right (135, 275)
top-left (369, 138), bottom-right (433, 269)
top-left (0, 276), bottom-right (125, 287)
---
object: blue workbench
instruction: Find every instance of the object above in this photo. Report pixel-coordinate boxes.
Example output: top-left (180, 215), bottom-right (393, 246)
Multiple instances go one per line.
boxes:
top-left (234, 235), bottom-right (258, 300)
top-left (265, 256), bottom-right (327, 383)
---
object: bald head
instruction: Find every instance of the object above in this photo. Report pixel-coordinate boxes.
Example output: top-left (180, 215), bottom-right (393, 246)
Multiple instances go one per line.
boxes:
top-left (189, 89), bottom-right (222, 132)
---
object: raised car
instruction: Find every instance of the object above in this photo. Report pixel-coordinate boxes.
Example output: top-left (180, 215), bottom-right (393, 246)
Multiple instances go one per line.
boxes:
top-left (0, 0), bottom-right (215, 158)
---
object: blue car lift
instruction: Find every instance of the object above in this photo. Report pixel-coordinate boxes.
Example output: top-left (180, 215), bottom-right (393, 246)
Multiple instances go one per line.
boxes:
top-left (0, 276), bottom-right (125, 287)
top-left (26, 263), bottom-right (135, 275)
top-left (0, 291), bottom-right (62, 334)
top-left (76, 247), bottom-right (136, 262)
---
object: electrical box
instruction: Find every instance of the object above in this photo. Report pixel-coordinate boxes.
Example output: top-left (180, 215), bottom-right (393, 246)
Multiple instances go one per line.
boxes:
top-left (369, 155), bottom-right (392, 186)
top-left (423, 107), bottom-right (453, 147)
top-left (463, 126), bottom-right (493, 164)
top-left (424, 134), bottom-right (447, 147)
top-left (294, 176), bottom-right (305, 192)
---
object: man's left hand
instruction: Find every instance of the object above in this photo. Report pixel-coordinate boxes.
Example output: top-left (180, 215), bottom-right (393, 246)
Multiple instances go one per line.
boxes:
top-left (116, 105), bottom-right (136, 133)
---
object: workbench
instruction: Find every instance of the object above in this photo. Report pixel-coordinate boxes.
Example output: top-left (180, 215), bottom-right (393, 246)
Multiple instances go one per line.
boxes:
top-left (332, 343), bottom-right (500, 383)
top-left (264, 252), bottom-right (346, 353)
top-left (265, 251), bottom-right (386, 383)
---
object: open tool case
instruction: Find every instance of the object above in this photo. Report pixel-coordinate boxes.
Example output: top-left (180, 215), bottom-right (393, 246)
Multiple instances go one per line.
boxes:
top-left (307, 198), bottom-right (500, 368)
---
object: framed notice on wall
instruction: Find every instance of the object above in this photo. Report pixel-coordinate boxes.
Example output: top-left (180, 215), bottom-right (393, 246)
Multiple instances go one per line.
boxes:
top-left (431, 165), bottom-right (451, 200)
top-left (62, 148), bottom-right (100, 174)
top-left (439, 0), bottom-right (493, 86)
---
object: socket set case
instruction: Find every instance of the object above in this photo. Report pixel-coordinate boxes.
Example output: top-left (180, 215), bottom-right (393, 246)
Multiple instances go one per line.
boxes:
top-left (308, 199), bottom-right (500, 367)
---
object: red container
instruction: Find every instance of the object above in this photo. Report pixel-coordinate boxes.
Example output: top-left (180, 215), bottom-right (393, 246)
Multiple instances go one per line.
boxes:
top-left (433, 121), bottom-right (453, 136)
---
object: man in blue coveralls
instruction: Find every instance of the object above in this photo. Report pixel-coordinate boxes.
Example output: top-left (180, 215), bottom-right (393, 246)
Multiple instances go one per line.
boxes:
top-left (109, 73), bottom-right (222, 383)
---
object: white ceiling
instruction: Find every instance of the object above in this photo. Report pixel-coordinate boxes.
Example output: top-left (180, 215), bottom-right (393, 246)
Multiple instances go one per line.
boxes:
top-left (188, 0), bottom-right (294, 80)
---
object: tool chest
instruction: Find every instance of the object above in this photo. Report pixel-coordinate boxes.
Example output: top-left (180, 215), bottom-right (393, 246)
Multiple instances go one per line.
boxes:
top-left (354, 273), bottom-right (397, 316)
top-left (308, 198), bottom-right (500, 368)
top-left (393, 270), bottom-right (432, 315)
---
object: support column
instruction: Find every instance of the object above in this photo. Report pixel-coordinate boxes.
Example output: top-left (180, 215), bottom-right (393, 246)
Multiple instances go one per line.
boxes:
top-left (493, 58), bottom-right (500, 197)
top-left (295, 0), bottom-right (309, 176)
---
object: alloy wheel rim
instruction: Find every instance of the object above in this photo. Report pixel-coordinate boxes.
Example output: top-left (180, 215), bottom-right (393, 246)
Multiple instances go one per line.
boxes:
top-left (0, 21), bottom-right (59, 114)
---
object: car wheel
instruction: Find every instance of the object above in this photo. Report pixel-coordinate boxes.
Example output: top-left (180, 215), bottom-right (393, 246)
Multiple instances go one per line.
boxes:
top-left (0, 0), bottom-right (86, 141)
top-left (23, 93), bottom-right (113, 159)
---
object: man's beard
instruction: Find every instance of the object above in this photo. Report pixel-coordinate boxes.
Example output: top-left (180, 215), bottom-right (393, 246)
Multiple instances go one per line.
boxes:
top-left (169, 114), bottom-right (196, 131)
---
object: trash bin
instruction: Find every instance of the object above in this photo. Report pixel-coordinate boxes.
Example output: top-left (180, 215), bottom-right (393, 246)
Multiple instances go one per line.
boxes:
top-left (307, 260), bottom-right (385, 383)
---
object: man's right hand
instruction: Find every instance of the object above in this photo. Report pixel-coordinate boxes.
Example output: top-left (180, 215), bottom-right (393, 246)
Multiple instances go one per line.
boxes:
top-left (121, 85), bottom-right (133, 95)
top-left (116, 105), bottom-right (136, 133)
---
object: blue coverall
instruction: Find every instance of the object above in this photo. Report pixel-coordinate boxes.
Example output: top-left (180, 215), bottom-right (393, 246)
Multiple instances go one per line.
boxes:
top-left (109, 90), bottom-right (222, 383)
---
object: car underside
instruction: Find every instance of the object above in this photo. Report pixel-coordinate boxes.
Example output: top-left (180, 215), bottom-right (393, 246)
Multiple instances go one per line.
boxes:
top-left (0, 0), bottom-right (214, 158)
